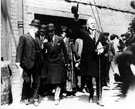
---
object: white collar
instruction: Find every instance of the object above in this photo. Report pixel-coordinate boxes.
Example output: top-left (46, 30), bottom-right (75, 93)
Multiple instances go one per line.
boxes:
top-left (29, 30), bottom-right (35, 39)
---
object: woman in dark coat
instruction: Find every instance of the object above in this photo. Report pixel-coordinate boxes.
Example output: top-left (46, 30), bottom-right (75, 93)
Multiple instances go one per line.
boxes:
top-left (58, 26), bottom-right (76, 94)
top-left (43, 23), bottom-right (69, 105)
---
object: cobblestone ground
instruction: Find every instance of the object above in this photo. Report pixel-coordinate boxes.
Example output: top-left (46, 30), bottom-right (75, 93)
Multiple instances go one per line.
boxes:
top-left (1, 62), bottom-right (135, 109)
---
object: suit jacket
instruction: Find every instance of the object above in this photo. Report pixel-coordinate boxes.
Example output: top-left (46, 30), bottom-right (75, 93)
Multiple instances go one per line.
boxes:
top-left (16, 32), bottom-right (42, 70)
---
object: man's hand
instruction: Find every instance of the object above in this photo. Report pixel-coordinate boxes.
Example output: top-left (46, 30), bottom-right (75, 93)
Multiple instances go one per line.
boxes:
top-left (130, 64), bottom-right (135, 76)
top-left (15, 62), bottom-right (23, 76)
top-left (96, 42), bottom-right (104, 55)
top-left (43, 38), bottom-right (48, 43)
top-left (97, 48), bottom-right (104, 55)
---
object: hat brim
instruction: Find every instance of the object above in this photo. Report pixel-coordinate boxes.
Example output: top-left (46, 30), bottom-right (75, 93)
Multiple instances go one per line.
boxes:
top-left (47, 28), bottom-right (55, 31)
top-left (40, 29), bottom-right (46, 32)
top-left (29, 24), bottom-right (40, 27)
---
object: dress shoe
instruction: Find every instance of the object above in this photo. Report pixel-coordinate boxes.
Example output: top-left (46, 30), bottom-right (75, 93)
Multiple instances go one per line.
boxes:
top-left (29, 98), bottom-right (34, 104)
top-left (89, 96), bottom-right (94, 103)
top-left (54, 99), bottom-right (60, 105)
top-left (96, 100), bottom-right (104, 107)
top-left (33, 99), bottom-right (39, 107)
top-left (24, 99), bottom-right (29, 105)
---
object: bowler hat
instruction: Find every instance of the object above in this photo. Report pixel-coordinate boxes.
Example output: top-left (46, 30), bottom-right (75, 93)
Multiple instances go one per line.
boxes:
top-left (29, 19), bottom-right (41, 27)
top-left (103, 32), bottom-right (110, 36)
top-left (46, 23), bottom-right (55, 31)
top-left (40, 24), bottom-right (46, 32)
top-left (110, 34), bottom-right (118, 40)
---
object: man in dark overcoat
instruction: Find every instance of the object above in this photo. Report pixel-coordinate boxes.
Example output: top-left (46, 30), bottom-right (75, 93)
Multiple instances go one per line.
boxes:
top-left (16, 19), bottom-right (43, 106)
top-left (43, 23), bottom-right (69, 105)
top-left (37, 24), bottom-right (49, 96)
top-left (79, 17), bottom-right (106, 105)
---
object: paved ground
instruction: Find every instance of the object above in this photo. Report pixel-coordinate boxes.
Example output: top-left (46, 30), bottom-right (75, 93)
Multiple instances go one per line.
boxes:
top-left (1, 62), bottom-right (135, 109)
top-left (1, 82), bottom-right (123, 109)
top-left (2, 85), bottom-right (133, 109)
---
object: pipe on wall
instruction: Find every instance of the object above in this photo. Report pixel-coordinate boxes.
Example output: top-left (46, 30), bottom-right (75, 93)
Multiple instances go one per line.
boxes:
top-left (18, 0), bottom-right (24, 37)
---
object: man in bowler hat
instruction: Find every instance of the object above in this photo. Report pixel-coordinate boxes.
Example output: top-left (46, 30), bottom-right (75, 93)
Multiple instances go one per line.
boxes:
top-left (38, 24), bottom-right (47, 42)
top-left (43, 23), bottom-right (69, 105)
top-left (16, 19), bottom-right (43, 106)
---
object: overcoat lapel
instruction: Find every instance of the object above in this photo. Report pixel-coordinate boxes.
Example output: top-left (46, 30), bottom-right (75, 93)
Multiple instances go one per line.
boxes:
top-left (27, 33), bottom-right (35, 48)
top-left (47, 35), bottom-right (60, 54)
top-left (95, 31), bottom-right (100, 45)
top-left (51, 35), bottom-right (60, 50)
top-left (53, 35), bottom-right (59, 47)
top-left (47, 42), bottom-right (52, 52)
top-left (35, 37), bottom-right (41, 49)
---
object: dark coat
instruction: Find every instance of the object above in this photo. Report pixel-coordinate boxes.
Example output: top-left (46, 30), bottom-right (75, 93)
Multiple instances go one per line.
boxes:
top-left (16, 33), bottom-right (43, 70)
top-left (115, 46), bottom-right (135, 96)
top-left (96, 33), bottom-right (109, 79)
top-left (80, 31), bottom-right (99, 78)
top-left (44, 35), bottom-right (69, 84)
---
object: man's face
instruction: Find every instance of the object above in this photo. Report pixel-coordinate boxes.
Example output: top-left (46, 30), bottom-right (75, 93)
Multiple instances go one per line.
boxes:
top-left (87, 19), bottom-right (96, 31)
top-left (47, 30), bottom-right (55, 39)
top-left (34, 26), bottom-right (39, 33)
top-left (40, 31), bottom-right (45, 36)
top-left (61, 32), bottom-right (66, 38)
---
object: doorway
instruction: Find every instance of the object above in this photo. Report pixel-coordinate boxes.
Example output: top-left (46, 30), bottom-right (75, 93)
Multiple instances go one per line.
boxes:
top-left (35, 14), bottom-right (86, 39)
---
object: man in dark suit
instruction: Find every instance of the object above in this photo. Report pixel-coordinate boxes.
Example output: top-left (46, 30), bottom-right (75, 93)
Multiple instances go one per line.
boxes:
top-left (16, 19), bottom-right (43, 106)
top-left (43, 23), bottom-right (69, 105)
top-left (38, 24), bottom-right (50, 96)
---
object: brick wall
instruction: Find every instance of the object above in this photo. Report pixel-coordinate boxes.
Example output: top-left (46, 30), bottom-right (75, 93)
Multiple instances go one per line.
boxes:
top-left (23, 0), bottom-right (134, 34)
top-left (10, 0), bottom-right (19, 62)
top-left (2, 0), bottom-right (135, 63)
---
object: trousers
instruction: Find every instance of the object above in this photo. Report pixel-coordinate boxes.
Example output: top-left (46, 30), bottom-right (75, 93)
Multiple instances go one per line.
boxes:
top-left (21, 64), bottom-right (41, 100)
top-left (81, 76), bottom-right (102, 100)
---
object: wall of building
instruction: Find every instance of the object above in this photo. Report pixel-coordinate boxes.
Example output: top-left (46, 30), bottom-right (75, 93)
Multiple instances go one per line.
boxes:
top-left (1, 0), bottom-right (135, 62)
top-left (1, 0), bottom-right (12, 61)
top-left (92, 0), bottom-right (135, 34)
top-left (23, 0), bottom-right (135, 34)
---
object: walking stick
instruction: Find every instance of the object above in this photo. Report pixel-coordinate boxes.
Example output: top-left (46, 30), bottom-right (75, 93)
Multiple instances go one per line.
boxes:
top-left (98, 55), bottom-right (102, 101)
top-left (98, 55), bottom-right (104, 106)
top-left (110, 63), bottom-right (115, 73)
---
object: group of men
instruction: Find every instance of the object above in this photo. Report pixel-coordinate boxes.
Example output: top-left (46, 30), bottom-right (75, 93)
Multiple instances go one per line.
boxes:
top-left (16, 17), bottom-right (113, 106)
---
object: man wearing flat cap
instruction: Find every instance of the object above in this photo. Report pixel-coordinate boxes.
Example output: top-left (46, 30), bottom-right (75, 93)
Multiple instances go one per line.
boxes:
top-left (16, 19), bottom-right (43, 106)
top-left (43, 23), bottom-right (69, 105)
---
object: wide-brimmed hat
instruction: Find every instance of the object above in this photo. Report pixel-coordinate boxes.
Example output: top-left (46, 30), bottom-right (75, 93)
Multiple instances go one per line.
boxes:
top-left (29, 19), bottom-right (41, 27)
top-left (40, 24), bottom-right (46, 32)
top-left (46, 23), bottom-right (55, 31)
